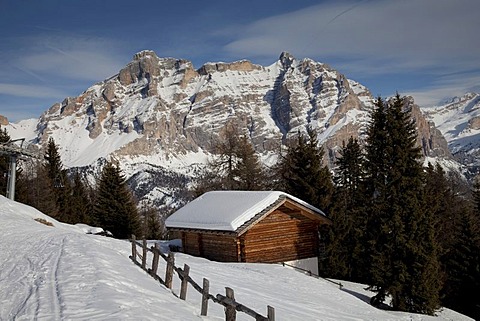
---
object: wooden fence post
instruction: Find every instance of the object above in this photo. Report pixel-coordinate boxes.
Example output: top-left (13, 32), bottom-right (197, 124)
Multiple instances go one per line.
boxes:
top-left (201, 278), bottom-right (209, 316)
top-left (142, 239), bottom-right (147, 269)
top-left (267, 306), bottom-right (275, 321)
top-left (165, 252), bottom-right (175, 289)
top-left (179, 264), bottom-right (190, 300)
top-left (131, 235), bottom-right (137, 263)
top-left (225, 287), bottom-right (236, 321)
top-left (150, 243), bottom-right (160, 276)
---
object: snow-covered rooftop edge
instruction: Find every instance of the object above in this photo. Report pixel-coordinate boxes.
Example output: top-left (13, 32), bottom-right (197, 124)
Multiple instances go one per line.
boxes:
top-left (165, 190), bottom-right (327, 232)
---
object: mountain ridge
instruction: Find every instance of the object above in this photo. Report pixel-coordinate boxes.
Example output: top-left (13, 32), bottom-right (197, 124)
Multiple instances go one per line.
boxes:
top-left (2, 50), bottom-right (472, 207)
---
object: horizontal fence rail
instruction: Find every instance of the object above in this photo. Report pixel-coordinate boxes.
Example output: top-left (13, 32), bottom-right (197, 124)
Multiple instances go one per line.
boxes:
top-left (129, 235), bottom-right (274, 321)
top-left (280, 262), bottom-right (343, 289)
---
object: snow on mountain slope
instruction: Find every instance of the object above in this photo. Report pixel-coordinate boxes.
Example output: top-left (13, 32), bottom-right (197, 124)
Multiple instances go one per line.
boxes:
top-left (2, 50), bottom-right (458, 207)
top-left (30, 50), bottom-right (374, 168)
top-left (0, 195), bottom-right (473, 320)
top-left (423, 92), bottom-right (480, 177)
top-left (3, 118), bottom-right (38, 142)
top-left (423, 93), bottom-right (480, 152)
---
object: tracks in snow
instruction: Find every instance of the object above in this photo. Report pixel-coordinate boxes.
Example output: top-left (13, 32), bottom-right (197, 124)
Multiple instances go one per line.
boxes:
top-left (49, 236), bottom-right (66, 319)
top-left (0, 231), bottom-right (67, 320)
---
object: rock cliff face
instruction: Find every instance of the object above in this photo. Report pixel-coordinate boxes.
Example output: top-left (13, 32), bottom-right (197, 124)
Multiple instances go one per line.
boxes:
top-left (26, 50), bottom-right (456, 206)
top-left (0, 115), bottom-right (8, 126)
top-left (423, 92), bottom-right (480, 179)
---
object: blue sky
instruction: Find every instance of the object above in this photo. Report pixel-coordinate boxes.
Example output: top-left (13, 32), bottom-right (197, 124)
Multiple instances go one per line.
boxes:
top-left (1, 0), bottom-right (479, 122)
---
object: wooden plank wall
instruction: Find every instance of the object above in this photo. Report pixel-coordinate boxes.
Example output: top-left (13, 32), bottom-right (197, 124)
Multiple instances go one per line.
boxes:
top-left (242, 209), bottom-right (319, 263)
top-left (182, 232), bottom-right (201, 256)
top-left (179, 204), bottom-right (322, 264)
top-left (201, 234), bottom-right (238, 262)
top-left (182, 231), bottom-right (238, 262)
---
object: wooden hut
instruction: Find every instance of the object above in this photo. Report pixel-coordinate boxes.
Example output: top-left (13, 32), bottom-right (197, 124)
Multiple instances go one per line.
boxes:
top-left (165, 191), bottom-right (331, 267)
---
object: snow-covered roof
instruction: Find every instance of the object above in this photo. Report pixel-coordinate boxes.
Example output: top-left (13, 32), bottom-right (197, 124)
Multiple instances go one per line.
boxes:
top-left (165, 190), bottom-right (326, 232)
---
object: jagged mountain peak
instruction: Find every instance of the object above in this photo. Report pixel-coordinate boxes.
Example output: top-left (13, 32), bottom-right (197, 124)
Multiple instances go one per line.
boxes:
top-left (5, 50), bottom-right (461, 206)
top-left (437, 92), bottom-right (478, 106)
top-left (197, 59), bottom-right (261, 75)
top-left (279, 51), bottom-right (295, 69)
top-left (133, 49), bottom-right (159, 60)
top-left (32, 50), bottom-right (448, 162)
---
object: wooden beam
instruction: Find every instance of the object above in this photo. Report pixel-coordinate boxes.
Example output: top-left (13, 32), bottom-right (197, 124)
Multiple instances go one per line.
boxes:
top-left (201, 278), bottom-right (209, 316)
top-left (282, 199), bottom-right (331, 224)
top-left (141, 239), bottom-right (147, 269)
top-left (165, 252), bottom-right (174, 289)
top-left (179, 264), bottom-right (190, 300)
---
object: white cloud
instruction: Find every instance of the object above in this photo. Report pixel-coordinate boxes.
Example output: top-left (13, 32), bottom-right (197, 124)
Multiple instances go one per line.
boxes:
top-left (406, 73), bottom-right (480, 106)
top-left (0, 83), bottom-right (67, 99)
top-left (15, 35), bottom-right (126, 82)
top-left (224, 0), bottom-right (480, 75)
top-left (221, 0), bottom-right (480, 105)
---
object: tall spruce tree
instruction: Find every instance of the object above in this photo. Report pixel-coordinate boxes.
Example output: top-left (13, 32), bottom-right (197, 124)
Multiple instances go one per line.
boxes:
top-left (26, 161), bottom-right (59, 215)
top-left (43, 137), bottom-right (72, 221)
top-left (364, 94), bottom-right (441, 314)
top-left (140, 203), bottom-right (164, 240)
top-left (0, 127), bottom-right (11, 196)
top-left (69, 171), bottom-right (92, 224)
top-left (326, 137), bottom-right (367, 281)
top-left (439, 176), bottom-right (480, 319)
top-left (276, 126), bottom-right (333, 211)
top-left (423, 163), bottom-right (464, 256)
top-left (93, 161), bottom-right (141, 238)
top-left (442, 208), bottom-right (480, 319)
top-left (475, 175), bottom-right (480, 215)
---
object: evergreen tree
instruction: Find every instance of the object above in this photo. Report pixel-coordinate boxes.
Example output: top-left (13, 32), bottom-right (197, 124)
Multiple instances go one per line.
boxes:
top-left (92, 161), bottom-right (141, 238)
top-left (24, 161), bottom-right (59, 215)
top-left (69, 171), bottom-right (92, 224)
top-left (326, 137), bottom-right (366, 281)
top-left (12, 161), bottom-right (29, 204)
top-left (44, 137), bottom-right (64, 185)
top-left (140, 203), bottom-right (164, 240)
top-left (276, 126), bottom-right (333, 210)
top-left (42, 137), bottom-right (72, 221)
top-left (437, 176), bottom-right (480, 319)
top-left (0, 127), bottom-right (11, 196)
top-left (364, 94), bottom-right (442, 314)
top-left (442, 209), bottom-right (480, 319)
top-left (423, 163), bottom-right (463, 256)
top-left (474, 175), bottom-right (480, 215)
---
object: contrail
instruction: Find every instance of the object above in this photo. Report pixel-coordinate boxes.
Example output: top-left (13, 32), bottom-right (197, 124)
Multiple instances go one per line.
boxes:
top-left (45, 44), bottom-right (83, 64)
top-left (299, 0), bottom-right (370, 56)
top-left (15, 66), bottom-right (47, 83)
top-left (326, 0), bottom-right (369, 26)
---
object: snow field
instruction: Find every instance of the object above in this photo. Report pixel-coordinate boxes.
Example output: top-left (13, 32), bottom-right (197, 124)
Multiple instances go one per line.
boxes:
top-left (0, 195), bottom-right (473, 320)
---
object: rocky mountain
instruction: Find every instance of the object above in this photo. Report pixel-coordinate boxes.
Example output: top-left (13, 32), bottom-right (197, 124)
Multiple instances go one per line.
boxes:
top-left (423, 92), bottom-right (480, 179)
top-left (3, 50), bottom-right (457, 208)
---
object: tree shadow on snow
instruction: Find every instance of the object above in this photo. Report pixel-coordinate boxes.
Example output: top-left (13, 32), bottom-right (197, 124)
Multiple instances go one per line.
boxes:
top-left (341, 287), bottom-right (391, 310)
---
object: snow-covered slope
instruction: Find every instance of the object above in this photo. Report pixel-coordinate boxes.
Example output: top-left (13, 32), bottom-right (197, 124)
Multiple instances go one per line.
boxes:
top-left (0, 195), bottom-right (472, 320)
top-left (0, 195), bottom-right (199, 320)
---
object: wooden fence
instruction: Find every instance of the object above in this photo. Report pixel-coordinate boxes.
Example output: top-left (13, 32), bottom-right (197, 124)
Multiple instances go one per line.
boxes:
top-left (129, 235), bottom-right (275, 321)
top-left (280, 262), bottom-right (343, 289)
